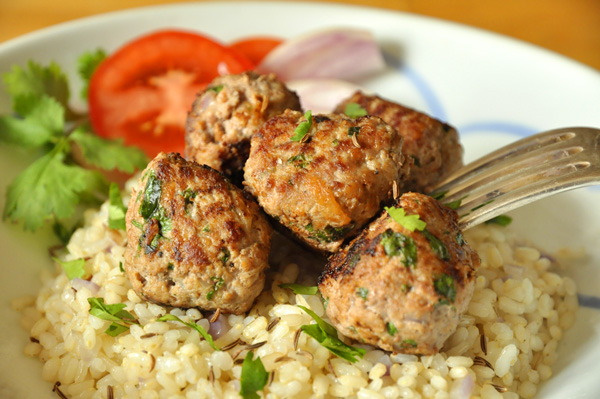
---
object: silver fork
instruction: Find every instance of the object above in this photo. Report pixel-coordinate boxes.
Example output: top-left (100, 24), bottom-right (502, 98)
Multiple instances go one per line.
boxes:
top-left (429, 127), bottom-right (600, 230)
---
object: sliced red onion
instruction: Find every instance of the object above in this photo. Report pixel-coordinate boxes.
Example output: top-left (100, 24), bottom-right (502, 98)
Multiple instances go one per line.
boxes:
top-left (286, 78), bottom-right (367, 113)
top-left (257, 28), bottom-right (385, 81)
top-left (71, 278), bottom-right (100, 295)
top-left (208, 315), bottom-right (230, 339)
top-left (450, 374), bottom-right (474, 399)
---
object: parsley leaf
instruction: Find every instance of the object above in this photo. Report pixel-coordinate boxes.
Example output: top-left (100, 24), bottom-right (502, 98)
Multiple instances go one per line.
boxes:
top-left (290, 110), bottom-right (312, 141)
top-left (279, 283), bottom-right (319, 295)
top-left (53, 257), bottom-right (86, 280)
top-left (108, 183), bottom-right (127, 231)
top-left (386, 322), bottom-right (398, 336)
top-left (239, 351), bottom-right (269, 399)
top-left (380, 229), bottom-right (418, 267)
top-left (88, 297), bottom-right (138, 336)
top-left (139, 172), bottom-right (162, 220)
top-left (433, 274), bottom-right (456, 303)
top-left (422, 230), bottom-right (450, 261)
top-left (344, 102), bottom-right (368, 118)
top-left (356, 287), bottom-right (369, 300)
top-left (207, 276), bottom-right (225, 300)
top-left (385, 206), bottom-right (426, 232)
top-left (157, 314), bottom-right (220, 351)
top-left (485, 214), bottom-right (512, 226)
top-left (77, 48), bottom-right (106, 99)
top-left (298, 305), bottom-right (365, 363)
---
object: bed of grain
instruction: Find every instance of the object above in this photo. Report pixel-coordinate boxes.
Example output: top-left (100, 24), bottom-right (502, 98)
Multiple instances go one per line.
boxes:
top-left (13, 195), bottom-right (578, 399)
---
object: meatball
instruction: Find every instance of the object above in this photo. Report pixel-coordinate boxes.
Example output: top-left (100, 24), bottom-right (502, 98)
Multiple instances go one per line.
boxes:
top-left (318, 192), bottom-right (479, 354)
top-left (335, 92), bottom-right (463, 192)
top-left (124, 152), bottom-right (272, 314)
top-left (244, 109), bottom-right (408, 253)
top-left (185, 71), bottom-right (302, 182)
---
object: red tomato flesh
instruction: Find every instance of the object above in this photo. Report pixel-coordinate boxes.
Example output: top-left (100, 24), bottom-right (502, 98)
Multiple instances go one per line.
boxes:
top-left (88, 30), bottom-right (254, 157)
top-left (230, 37), bottom-right (283, 65)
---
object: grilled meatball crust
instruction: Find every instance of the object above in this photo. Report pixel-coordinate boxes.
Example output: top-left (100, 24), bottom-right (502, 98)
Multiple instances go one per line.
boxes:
top-left (335, 92), bottom-right (463, 192)
top-left (318, 192), bottom-right (479, 355)
top-left (124, 153), bottom-right (272, 314)
top-left (185, 71), bottom-right (302, 182)
top-left (244, 110), bottom-right (407, 253)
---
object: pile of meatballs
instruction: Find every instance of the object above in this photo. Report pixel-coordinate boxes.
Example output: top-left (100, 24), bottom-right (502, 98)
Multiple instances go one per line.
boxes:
top-left (124, 71), bottom-right (480, 355)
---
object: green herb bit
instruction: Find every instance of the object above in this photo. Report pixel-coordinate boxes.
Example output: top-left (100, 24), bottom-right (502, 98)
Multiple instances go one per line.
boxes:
top-left (344, 102), bottom-right (368, 118)
top-left (290, 110), bottom-right (312, 142)
top-left (207, 84), bottom-right (224, 93)
top-left (445, 196), bottom-right (466, 211)
top-left (332, 138), bottom-right (339, 146)
top-left (279, 283), bottom-right (319, 295)
top-left (471, 199), bottom-right (494, 211)
top-left (433, 274), bottom-right (456, 303)
top-left (54, 257), bottom-right (86, 280)
top-left (422, 230), bottom-right (450, 261)
top-left (219, 247), bottom-right (231, 266)
top-left (154, 205), bottom-right (172, 234)
top-left (455, 232), bottom-right (466, 246)
top-left (131, 220), bottom-right (143, 230)
top-left (88, 297), bottom-right (138, 337)
top-left (157, 314), bottom-right (220, 351)
top-left (182, 187), bottom-right (197, 208)
top-left (119, 262), bottom-right (125, 273)
top-left (287, 153), bottom-right (310, 168)
top-left (207, 276), bottom-right (225, 300)
top-left (356, 287), bottom-right (369, 300)
top-left (298, 305), bottom-right (366, 363)
top-left (108, 183), bottom-right (127, 231)
top-left (239, 351), bottom-right (269, 399)
top-left (202, 225), bottom-right (210, 232)
top-left (347, 126), bottom-right (361, 136)
top-left (139, 171), bottom-right (162, 220)
top-left (77, 48), bottom-right (106, 99)
top-left (385, 207), bottom-right (426, 232)
top-left (400, 339), bottom-right (417, 348)
top-left (430, 191), bottom-right (447, 201)
top-left (485, 214), bottom-right (512, 226)
top-left (306, 223), bottom-right (353, 243)
top-left (380, 228), bottom-right (418, 268)
top-left (386, 322), bottom-right (398, 336)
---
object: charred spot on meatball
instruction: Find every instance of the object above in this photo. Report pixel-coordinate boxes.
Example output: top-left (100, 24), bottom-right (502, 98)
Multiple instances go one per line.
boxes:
top-left (124, 152), bottom-right (272, 314)
top-left (318, 192), bottom-right (479, 355)
top-left (185, 71), bottom-right (302, 184)
top-left (243, 109), bottom-right (408, 253)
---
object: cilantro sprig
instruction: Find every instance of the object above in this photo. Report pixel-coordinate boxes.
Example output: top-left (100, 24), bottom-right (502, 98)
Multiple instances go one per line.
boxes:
top-left (0, 57), bottom-right (147, 237)
top-left (279, 283), bottom-right (319, 295)
top-left (157, 314), bottom-right (220, 351)
top-left (290, 110), bottom-right (312, 141)
top-left (384, 206), bottom-right (426, 232)
top-left (88, 297), bottom-right (139, 337)
top-left (240, 351), bottom-right (269, 399)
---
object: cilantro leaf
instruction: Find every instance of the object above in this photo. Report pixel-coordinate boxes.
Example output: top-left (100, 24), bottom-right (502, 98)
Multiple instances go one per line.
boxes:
top-left (157, 314), bottom-right (220, 351)
top-left (70, 126), bottom-right (148, 173)
top-left (3, 61), bottom-right (71, 113)
top-left (298, 305), bottom-right (365, 363)
top-left (422, 230), bottom-right (450, 261)
top-left (239, 351), bottom-right (269, 399)
top-left (279, 283), bottom-right (319, 295)
top-left (207, 276), bottom-right (225, 300)
top-left (485, 214), bottom-right (512, 226)
top-left (139, 172), bottom-right (162, 220)
top-left (108, 183), bottom-right (127, 231)
top-left (380, 228), bottom-right (418, 267)
top-left (385, 206), bottom-right (426, 232)
top-left (343, 102), bottom-right (367, 118)
top-left (77, 48), bottom-right (106, 99)
top-left (2, 142), bottom-right (107, 231)
top-left (290, 110), bottom-right (312, 141)
top-left (433, 274), bottom-right (456, 303)
top-left (88, 297), bottom-right (138, 336)
top-left (53, 257), bottom-right (86, 280)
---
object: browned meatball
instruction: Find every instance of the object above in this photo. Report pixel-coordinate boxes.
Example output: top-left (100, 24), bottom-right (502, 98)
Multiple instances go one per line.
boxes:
top-left (185, 71), bottom-right (302, 182)
top-left (243, 109), bottom-right (408, 253)
top-left (318, 192), bottom-right (479, 354)
top-left (124, 153), bottom-right (272, 314)
top-left (335, 92), bottom-right (463, 192)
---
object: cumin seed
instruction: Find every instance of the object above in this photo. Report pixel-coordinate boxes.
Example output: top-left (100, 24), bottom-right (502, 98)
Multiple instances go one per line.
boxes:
top-left (107, 385), bottom-right (114, 399)
top-left (221, 338), bottom-right (242, 351)
top-left (209, 308), bottom-right (221, 323)
top-left (52, 382), bottom-right (67, 399)
top-left (293, 328), bottom-right (302, 350)
top-left (275, 355), bottom-right (294, 363)
top-left (30, 336), bottom-right (40, 343)
top-left (491, 383), bottom-right (508, 393)
top-left (268, 369), bottom-right (275, 386)
top-left (473, 356), bottom-right (493, 369)
top-left (392, 180), bottom-right (399, 200)
top-left (209, 366), bottom-right (215, 384)
top-left (267, 317), bottom-right (281, 332)
top-left (295, 350), bottom-right (314, 360)
top-left (149, 353), bottom-right (156, 372)
top-left (328, 358), bottom-right (338, 378)
top-left (140, 333), bottom-right (157, 339)
top-left (480, 333), bottom-right (488, 355)
top-left (245, 340), bottom-right (267, 350)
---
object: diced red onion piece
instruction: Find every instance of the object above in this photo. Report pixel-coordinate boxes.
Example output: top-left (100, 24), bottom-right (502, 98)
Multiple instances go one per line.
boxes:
top-left (208, 315), bottom-right (230, 339)
top-left (257, 28), bottom-right (385, 81)
top-left (286, 78), bottom-right (367, 113)
top-left (450, 374), bottom-right (474, 399)
top-left (71, 278), bottom-right (100, 295)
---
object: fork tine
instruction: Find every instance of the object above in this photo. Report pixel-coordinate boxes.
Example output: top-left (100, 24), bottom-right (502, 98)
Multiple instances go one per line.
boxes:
top-left (427, 127), bottom-right (600, 230)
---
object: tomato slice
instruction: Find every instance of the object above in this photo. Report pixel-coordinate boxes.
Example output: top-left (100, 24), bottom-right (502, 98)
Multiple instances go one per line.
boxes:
top-left (88, 30), bottom-right (254, 158)
top-left (230, 37), bottom-right (283, 65)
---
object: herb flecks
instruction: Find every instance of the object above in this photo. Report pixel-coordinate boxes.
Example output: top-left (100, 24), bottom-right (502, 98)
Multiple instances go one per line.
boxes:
top-left (239, 351), bottom-right (269, 399)
top-left (287, 153), bottom-right (310, 169)
top-left (385, 206), bottom-right (426, 232)
top-left (434, 274), bottom-right (456, 304)
top-left (305, 223), bottom-right (353, 243)
top-left (344, 102), bottom-right (368, 118)
top-left (279, 283), bottom-right (319, 295)
top-left (207, 276), bottom-right (225, 300)
top-left (422, 230), bottom-right (450, 261)
top-left (108, 183), bottom-right (127, 231)
top-left (380, 228), bottom-right (418, 268)
top-left (157, 314), bottom-right (219, 351)
top-left (290, 110), bottom-right (312, 142)
top-left (88, 297), bottom-right (138, 337)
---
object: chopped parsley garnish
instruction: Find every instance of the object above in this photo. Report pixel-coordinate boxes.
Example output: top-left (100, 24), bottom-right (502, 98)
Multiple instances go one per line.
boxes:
top-left (219, 247), bottom-right (231, 266)
top-left (139, 172), bottom-right (162, 220)
top-left (108, 183), bottom-right (127, 231)
top-left (290, 110), bottom-right (312, 141)
top-left (287, 153), bottom-right (310, 168)
top-left (207, 84), bottom-right (224, 93)
top-left (445, 196), bottom-right (465, 211)
top-left (207, 276), bottom-right (225, 300)
top-left (422, 230), bottom-right (450, 260)
top-left (385, 206), bottom-right (426, 232)
top-left (54, 257), bottom-right (86, 280)
top-left (380, 229), bottom-right (418, 268)
top-left (157, 314), bottom-right (219, 351)
top-left (430, 191), bottom-right (447, 201)
top-left (181, 187), bottom-right (197, 210)
top-left (239, 351), bottom-right (269, 399)
top-left (344, 102), bottom-right (368, 118)
top-left (298, 305), bottom-right (366, 363)
top-left (77, 48), bottom-right (106, 99)
top-left (356, 287), bottom-right (369, 300)
top-left (279, 283), bottom-right (319, 295)
top-left (88, 297), bottom-right (138, 337)
top-left (400, 339), bottom-right (417, 348)
top-left (305, 223), bottom-right (353, 243)
top-left (386, 322), bottom-right (398, 336)
top-left (485, 214), bottom-right (512, 226)
top-left (455, 232), bottom-right (466, 246)
top-left (347, 126), bottom-right (361, 136)
top-left (433, 274), bottom-right (456, 304)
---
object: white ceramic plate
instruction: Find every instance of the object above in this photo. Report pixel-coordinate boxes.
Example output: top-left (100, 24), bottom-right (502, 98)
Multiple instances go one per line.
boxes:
top-left (1, 2), bottom-right (599, 398)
